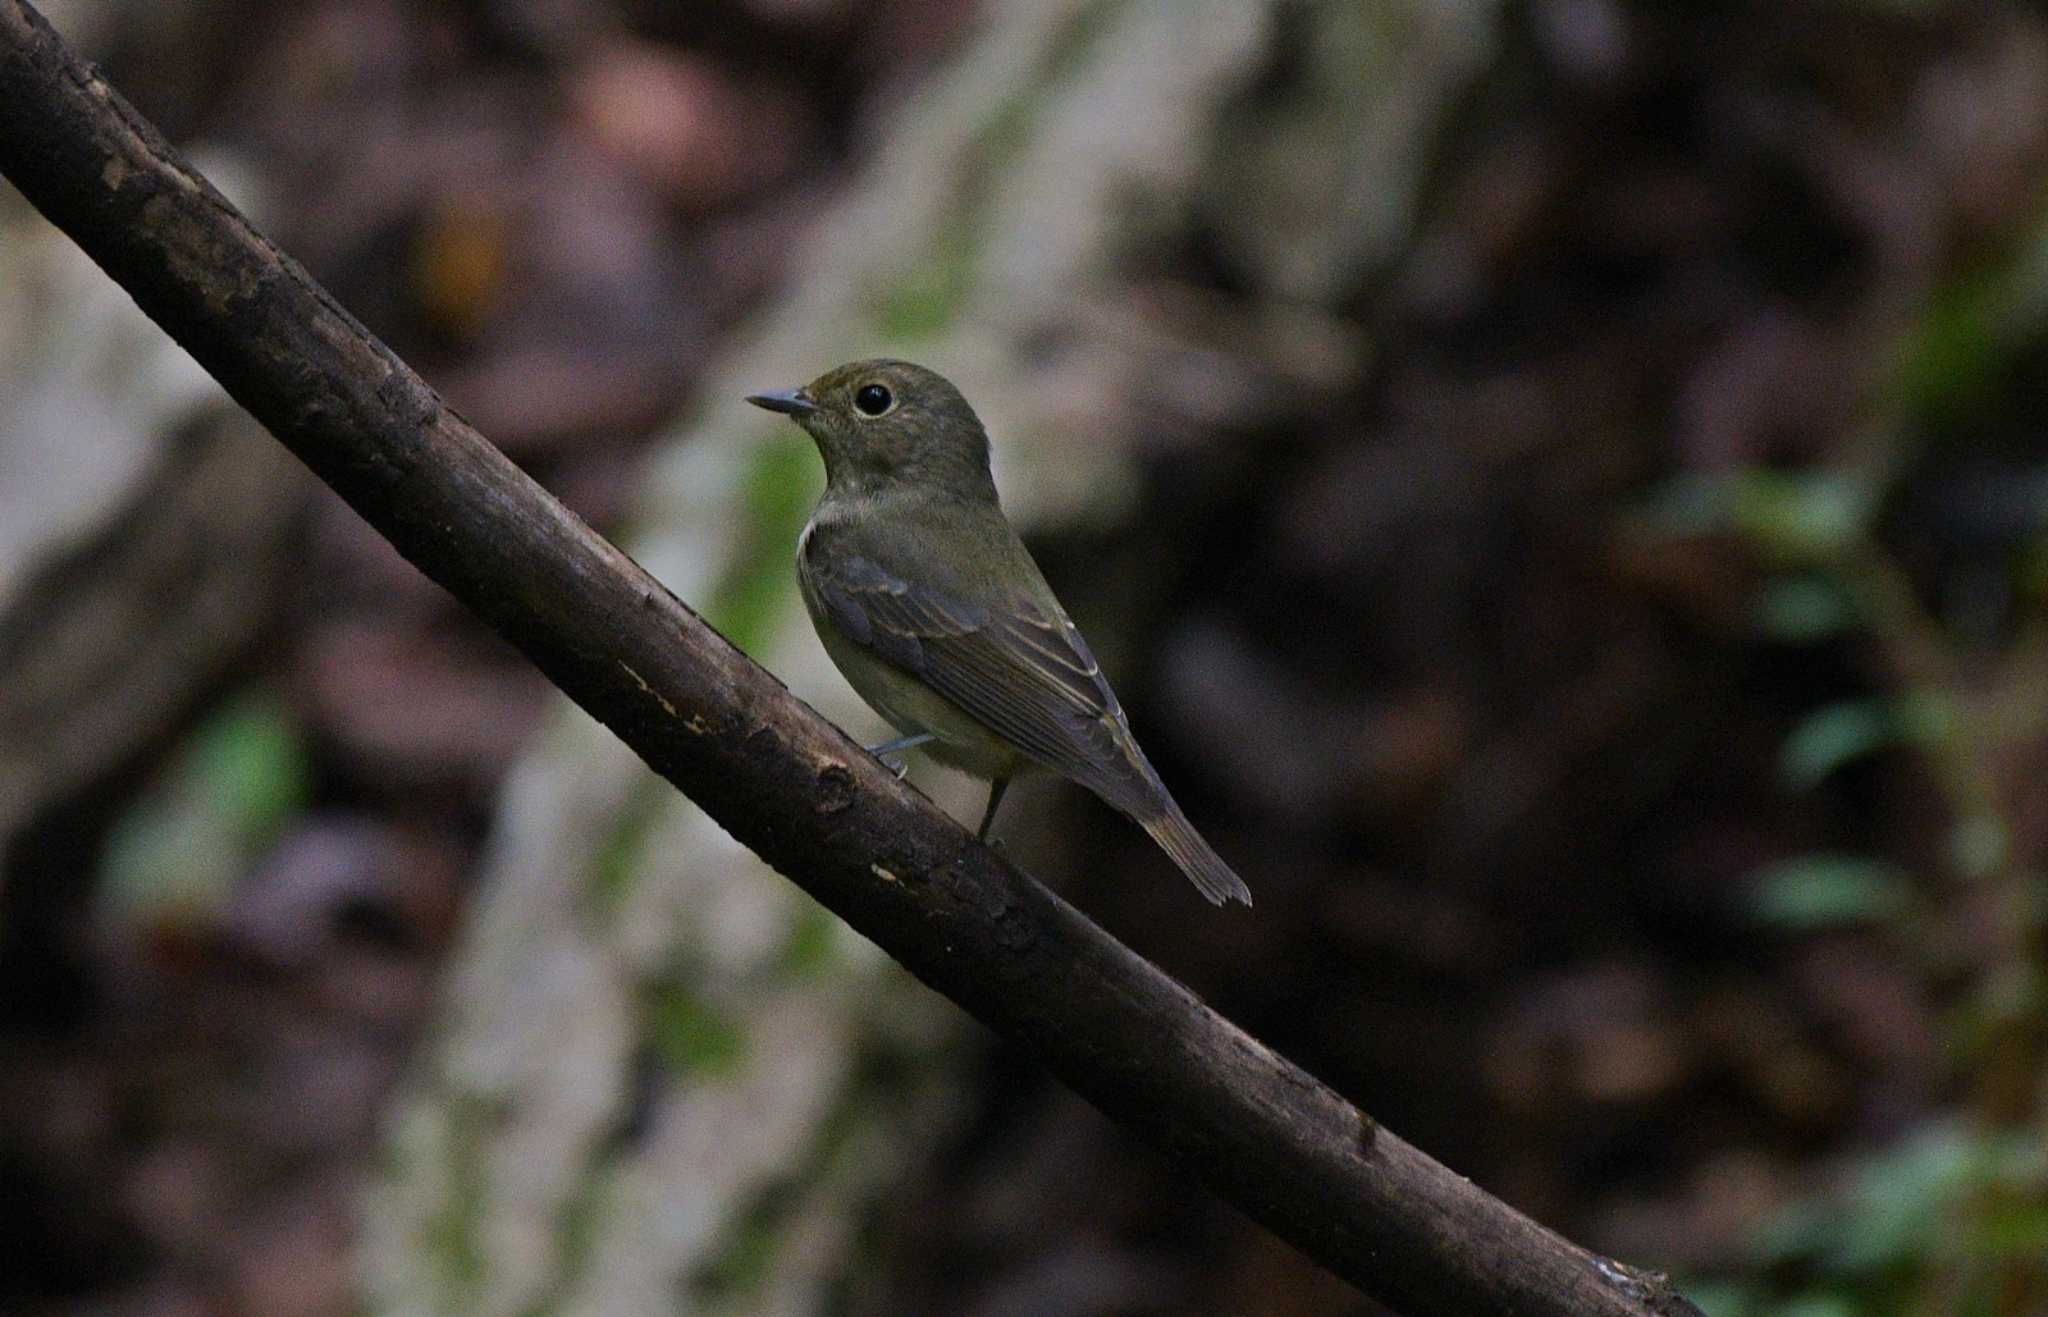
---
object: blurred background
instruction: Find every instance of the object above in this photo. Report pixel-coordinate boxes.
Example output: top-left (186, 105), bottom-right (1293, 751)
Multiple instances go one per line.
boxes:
top-left (5, 0), bottom-right (2048, 1313)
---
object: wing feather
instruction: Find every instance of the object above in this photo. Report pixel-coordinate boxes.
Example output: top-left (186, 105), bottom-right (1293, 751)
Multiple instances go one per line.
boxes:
top-left (803, 539), bottom-right (1154, 811)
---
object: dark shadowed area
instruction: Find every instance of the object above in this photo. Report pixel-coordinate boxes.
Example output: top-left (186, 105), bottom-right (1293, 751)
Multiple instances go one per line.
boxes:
top-left (4, 1), bottom-right (2048, 1314)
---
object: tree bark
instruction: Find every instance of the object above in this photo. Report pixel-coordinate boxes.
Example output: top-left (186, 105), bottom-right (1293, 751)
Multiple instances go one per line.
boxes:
top-left (0, 2), bottom-right (1703, 1313)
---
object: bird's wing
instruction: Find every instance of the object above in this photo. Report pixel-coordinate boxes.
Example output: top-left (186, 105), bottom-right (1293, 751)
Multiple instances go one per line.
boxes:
top-left (802, 539), bottom-right (1159, 813)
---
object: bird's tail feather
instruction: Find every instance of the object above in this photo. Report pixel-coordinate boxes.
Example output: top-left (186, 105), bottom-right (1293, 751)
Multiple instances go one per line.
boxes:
top-left (1141, 802), bottom-right (1252, 907)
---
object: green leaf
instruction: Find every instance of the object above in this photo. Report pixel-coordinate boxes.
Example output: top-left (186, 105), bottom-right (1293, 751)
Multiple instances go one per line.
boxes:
top-left (1751, 855), bottom-right (1911, 929)
top-left (1831, 1125), bottom-right (1974, 1272)
top-left (1755, 575), bottom-right (1857, 643)
top-left (704, 439), bottom-right (818, 656)
top-left (1731, 472), bottom-right (1872, 563)
top-left (1638, 471), bottom-right (1875, 563)
top-left (189, 694), bottom-right (311, 833)
top-left (1752, 1198), bottom-right (1840, 1264)
top-left (97, 692), bottom-right (309, 924)
top-left (645, 984), bottom-right (746, 1078)
top-left (1779, 693), bottom-right (1954, 790)
top-left (775, 904), bottom-right (841, 981)
top-left (1780, 700), bottom-right (1896, 790)
top-left (1748, 1123), bottom-right (2043, 1294)
top-left (1891, 209), bottom-right (2048, 423)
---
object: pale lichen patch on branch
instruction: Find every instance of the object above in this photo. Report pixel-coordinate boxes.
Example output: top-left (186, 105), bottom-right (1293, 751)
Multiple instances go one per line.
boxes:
top-left (617, 659), bottom-right (679, 718)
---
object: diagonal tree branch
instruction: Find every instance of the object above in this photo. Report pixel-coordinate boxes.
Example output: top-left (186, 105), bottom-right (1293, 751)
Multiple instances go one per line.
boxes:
top-left (0, 4), bottom-right (1702, 1313)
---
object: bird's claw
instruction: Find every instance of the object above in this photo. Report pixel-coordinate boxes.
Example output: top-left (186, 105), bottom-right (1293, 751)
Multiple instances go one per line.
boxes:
top-left (865, 732), bottom-right (933, 780)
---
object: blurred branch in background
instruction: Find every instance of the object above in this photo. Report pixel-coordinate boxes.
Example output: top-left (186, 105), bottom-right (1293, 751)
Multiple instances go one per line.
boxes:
top-left (0, 2), bottom-right (1704, 1315)
top-left (0, 168), bottom-right (314, 1072)
top-left (0, 167), bottom-right (309, 853)
top-left (358, 0), bottom-right (1480, 1310)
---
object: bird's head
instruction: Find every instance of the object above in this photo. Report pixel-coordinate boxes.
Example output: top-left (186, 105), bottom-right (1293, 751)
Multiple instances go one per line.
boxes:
top-left (747, 359), bottom-right (995, 497)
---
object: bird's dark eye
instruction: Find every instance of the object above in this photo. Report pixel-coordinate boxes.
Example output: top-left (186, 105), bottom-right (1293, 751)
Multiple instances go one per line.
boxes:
top-left (853, 383), bottom-right (893, 416)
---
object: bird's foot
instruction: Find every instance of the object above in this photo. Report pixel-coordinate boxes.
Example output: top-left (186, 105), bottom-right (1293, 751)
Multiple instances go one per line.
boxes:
top-left (867, 732), bottom-right (934, 780)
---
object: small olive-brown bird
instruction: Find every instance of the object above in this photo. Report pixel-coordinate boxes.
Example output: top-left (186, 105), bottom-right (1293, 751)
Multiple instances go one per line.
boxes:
top-left (746, 359), bottom-right (1251, 906)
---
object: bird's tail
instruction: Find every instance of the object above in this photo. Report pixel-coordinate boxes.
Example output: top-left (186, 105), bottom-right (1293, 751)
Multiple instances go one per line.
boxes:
top-left (1141, 800), bottom-right (1252, 907)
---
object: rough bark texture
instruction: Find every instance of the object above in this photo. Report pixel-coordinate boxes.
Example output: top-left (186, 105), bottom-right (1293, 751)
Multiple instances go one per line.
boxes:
top-left (0, 1), bottom-right (1704, 1313)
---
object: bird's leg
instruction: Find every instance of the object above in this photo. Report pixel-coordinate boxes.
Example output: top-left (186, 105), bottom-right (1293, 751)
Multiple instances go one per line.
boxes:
top-left (867, 731), bottom-right (934, 779)
top-left (976, 777), bottom-right (1011, 843)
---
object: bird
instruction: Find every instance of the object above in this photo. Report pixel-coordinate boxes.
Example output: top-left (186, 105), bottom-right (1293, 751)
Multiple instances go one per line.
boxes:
top-left (745, 359), bottom-right (1251, 906)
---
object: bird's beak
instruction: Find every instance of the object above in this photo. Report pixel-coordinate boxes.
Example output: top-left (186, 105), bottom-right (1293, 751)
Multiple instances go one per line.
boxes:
top-left (744, 387), bottom-right (817, 418)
